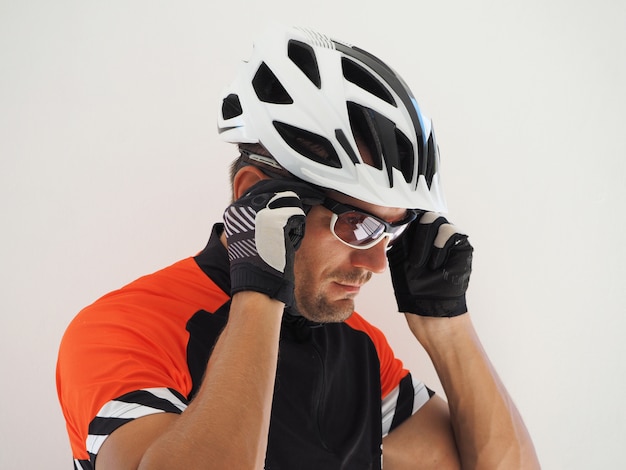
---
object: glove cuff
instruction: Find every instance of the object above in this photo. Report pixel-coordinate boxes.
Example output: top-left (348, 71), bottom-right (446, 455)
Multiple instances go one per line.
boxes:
top-left (394, 294), bottom-right (468, 317)
top-left (230, 264), bottom-right (295, 306)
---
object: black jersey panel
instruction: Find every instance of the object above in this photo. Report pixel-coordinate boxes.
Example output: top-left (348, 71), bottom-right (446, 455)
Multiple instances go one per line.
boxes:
top-left (265, 317), bottom-right (383, 470)
top-left (185, 301), bottom-right (231, 400)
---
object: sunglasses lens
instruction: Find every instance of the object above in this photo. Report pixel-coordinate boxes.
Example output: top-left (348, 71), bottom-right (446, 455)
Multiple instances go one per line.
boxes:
top-left (333, 212), bottom-right (386, 247)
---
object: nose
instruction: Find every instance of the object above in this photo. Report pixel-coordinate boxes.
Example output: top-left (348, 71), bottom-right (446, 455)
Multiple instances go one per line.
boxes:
top-left (349, 236), bottom-right (390, 273)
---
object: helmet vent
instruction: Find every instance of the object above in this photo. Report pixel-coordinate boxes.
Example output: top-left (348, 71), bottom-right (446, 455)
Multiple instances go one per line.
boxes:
top-left (424, 132), bottom-right (438, 187)
top-left (335, 129), bottom-right (360, 164)
top-left (273, 121), bottom-right (342, 168)
top-left (222, 93), bottom-right (243, 119)
top-left (288, 40), bottom-right (321, 89)
top-left (341, 58), bottom-right (395, 106)
top-left (253, 62), bottom-right (294, 104)
top-left (395, 129), bottom-right (415, 183)
top-left (347, 102), bottom-right (383, 170)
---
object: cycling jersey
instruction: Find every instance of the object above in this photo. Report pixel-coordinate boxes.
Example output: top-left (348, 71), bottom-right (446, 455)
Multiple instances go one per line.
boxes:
top-left (57, 224), bottom-right (433, 469)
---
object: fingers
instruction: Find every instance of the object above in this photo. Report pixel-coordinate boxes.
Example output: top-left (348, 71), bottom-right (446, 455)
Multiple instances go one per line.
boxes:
top-left (242, 179), bottom-right (325, 209)
top-left (411, 213), bottom-right (447, 267)
top-left (388, 210), bottom-right (473, 317)
top-left (433, 223), bottom-right (463, 250)
top-left (255, 197), bottom-right (306, 272)
top-left (414, 212), bottom-right (467, 269)
top-left (225, 180), bottom-right (318, 306)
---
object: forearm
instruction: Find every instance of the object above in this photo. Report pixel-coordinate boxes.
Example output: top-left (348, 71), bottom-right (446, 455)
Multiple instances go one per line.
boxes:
top-left (407, 313), bottom-right (540, 469)
top-left (138, 292), bottom-right (284, 469)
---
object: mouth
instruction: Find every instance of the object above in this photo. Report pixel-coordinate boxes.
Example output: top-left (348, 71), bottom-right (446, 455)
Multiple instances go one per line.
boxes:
top-left (328, 271), bottom-right (371, 299)
top-left (332, 281), bottom-right (363, 296)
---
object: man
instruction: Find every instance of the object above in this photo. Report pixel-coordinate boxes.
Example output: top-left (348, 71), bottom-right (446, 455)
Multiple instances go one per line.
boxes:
top-left (57, 26), bottom-right (540, 469)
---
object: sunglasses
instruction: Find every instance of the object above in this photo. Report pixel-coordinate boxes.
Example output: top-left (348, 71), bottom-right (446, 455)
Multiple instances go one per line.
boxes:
top-left (322, 198), bottom-right (417, 250)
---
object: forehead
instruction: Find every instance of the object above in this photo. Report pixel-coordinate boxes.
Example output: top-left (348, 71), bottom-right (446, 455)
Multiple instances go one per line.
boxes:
top-left (325, 189), bottom-right (408, 223)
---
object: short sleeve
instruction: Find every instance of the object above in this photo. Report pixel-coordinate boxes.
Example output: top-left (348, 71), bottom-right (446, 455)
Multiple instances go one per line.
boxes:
top-left (56, 257), bottom-right (230, 466)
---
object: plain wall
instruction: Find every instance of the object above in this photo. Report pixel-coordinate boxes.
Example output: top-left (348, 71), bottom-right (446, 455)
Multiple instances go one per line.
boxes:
top-left (1, 1), bottom-right (625, 468)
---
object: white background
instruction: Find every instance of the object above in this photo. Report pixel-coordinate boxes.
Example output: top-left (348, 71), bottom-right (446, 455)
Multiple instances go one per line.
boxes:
top-left (1, 1), bottom-right (625, 468)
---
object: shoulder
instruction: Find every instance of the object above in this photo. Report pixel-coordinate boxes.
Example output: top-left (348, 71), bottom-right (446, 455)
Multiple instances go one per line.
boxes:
top-left (344, 312), bottom-right (410, 396)
top-left (344, 311), bottom-right (390, 349)
top-left (57, 256), bottom-right (230, 463)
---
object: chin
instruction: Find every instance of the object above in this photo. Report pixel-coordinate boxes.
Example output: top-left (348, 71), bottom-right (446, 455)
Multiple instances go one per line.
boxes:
top-left (295, 298), bottom-right (355, 324)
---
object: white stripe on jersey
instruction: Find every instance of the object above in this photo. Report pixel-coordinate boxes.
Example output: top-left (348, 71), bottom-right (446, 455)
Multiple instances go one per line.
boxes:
top-left (381, 376), bottom-right (431, 437)
top-left (95, 400), bottom-right (164, 420)
top-left (86, 388), bottom-right (188, 455)
top-left (86, 434), bottom-right (109, 455)
top-left (144, 387), bottom-right (187, 412)
top-left (74, 459), bottom-right (87, 470)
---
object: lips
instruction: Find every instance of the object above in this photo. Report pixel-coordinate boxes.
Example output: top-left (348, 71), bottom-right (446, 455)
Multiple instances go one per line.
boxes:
top-left (332, 282), bottom-right (363, 296)
top-left (328, 271), bottom-right (370, 298)
top-left (332, 282), bottom-right (363, 298)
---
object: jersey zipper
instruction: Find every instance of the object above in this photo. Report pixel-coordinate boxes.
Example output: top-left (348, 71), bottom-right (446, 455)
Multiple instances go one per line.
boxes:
top-left (311, 342), bottom-right (332, 453)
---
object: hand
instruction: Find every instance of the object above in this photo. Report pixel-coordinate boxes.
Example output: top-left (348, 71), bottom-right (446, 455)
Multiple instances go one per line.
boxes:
top-left (223, 179), bottom-right (324, 306)
top-left (387, 212), bottom-right (473, 317)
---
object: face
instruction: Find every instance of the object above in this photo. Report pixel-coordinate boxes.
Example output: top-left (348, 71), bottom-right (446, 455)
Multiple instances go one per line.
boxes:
top-left (292, 191), bottom-right (408, 323)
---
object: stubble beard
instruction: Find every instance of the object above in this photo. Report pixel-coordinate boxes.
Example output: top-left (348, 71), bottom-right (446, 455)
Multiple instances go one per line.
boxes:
top-left (292, 270), bottom-right (372, 323)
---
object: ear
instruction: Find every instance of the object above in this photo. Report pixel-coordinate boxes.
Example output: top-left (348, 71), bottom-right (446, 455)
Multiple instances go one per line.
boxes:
top-left (233, 165), bottom-right (269, 200)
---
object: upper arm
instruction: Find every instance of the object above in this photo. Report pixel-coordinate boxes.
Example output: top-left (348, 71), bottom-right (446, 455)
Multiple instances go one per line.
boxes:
top-left (96, 412), bottom-right (179, 470)
top-left (383, 395), bottom-right (461, 470)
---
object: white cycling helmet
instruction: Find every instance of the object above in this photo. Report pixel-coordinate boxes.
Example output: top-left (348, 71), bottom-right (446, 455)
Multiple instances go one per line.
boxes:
top-left (217, 25), bottom-right (447, 212)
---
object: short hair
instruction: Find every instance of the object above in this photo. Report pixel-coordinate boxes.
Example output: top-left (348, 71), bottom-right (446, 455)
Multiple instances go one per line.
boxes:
top-left (228, 143), bottom-right (293, 201)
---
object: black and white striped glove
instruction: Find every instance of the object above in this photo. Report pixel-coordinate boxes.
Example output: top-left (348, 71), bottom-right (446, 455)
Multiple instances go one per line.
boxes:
top-left (387, 212), bottom-right (473, 317)
top-left (223, 179), bottom-right (324, 306)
